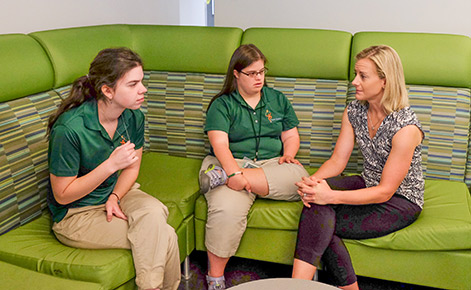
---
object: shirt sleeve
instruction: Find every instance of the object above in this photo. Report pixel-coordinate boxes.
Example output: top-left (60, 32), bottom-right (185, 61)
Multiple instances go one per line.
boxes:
top-left (281, 93), bottom-right (299, 131)
top-left (131, 109), bottom-right (145, 149)
top-left (204, 98), bottom-right (231, 133)
top-left (48, 124), bottom-right (80, 177)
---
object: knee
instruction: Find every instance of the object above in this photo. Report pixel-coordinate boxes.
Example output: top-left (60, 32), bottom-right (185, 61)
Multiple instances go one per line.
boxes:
top-left (129, 201), bottom-right (169, 224)
top-left (209, 204), bottom-right (248, 224)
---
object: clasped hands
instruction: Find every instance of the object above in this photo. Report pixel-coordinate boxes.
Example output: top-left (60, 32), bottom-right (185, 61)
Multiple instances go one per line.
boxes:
top-left (296, 176), bottom-right (332, 208)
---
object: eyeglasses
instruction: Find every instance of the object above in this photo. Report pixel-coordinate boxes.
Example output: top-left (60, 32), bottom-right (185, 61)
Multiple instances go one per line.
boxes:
top-left (239, 68), bottom-right (268, 78)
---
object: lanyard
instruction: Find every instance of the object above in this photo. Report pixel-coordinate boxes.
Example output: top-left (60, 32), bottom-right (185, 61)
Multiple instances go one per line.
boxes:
top-left (245, 98), bottom-right (264, 161)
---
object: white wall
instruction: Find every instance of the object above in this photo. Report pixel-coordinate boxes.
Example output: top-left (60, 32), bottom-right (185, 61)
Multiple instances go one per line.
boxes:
top-left (0, 0), bottom-right (180, 34)
top-left (179, 0), bottom-right (207, 26)
top-left (215, 0), bottom-right (471, 37)
top-left (2, 0), bottom-right (469, 36)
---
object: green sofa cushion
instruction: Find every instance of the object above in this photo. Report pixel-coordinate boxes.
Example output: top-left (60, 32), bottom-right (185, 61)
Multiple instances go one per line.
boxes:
top-left (343, 243), bottom-right (471, 290)
top-left (30, 24), bottom-right (133, 88)
top-left (242, 28), bottom-right (352, 80)
top-left (350, 179), bottom-right (471, 250)
top-left (196, 179), bottom-right (471, 251)
top-left (0, 202), bottom-right (184, 289)
top-left (0, 34), bottom-right (54, 102)
top-left (0, 260), bottom-right (104, 290)
top-left (130, 25), bottom-right (243, 74)
top-left (138, 152), bottom-right (202, 218)
top-left (0, 214), bottom-right (134, 289)
top-left (350, 32), bottom-right (471, 88)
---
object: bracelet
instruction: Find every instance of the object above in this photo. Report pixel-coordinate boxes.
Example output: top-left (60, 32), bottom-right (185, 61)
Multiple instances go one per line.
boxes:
top-left (111, 192), bottom-right (120, 205)
top-left (228, 171), bottom-right (242, 178)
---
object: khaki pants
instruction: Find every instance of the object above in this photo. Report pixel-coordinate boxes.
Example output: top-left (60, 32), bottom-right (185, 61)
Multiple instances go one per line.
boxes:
top-left (52, 184), bottom-right (181, 290)
top-left (200, 155), bottom-right (309, 258)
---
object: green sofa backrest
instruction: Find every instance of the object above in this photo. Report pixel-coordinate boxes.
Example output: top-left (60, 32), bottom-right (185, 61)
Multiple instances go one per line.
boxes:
top-left (0, 33), bottom-right (62, 234)
top-left (242, 27), bottom-right (352, 80)
top-left (349, 32), bottom-right (471, 183)
top-left (130, 25), bottom-right (243, 74)
top-left (0, 34), bottom-right (54, 102)
top-left (30, 25), bottom-right (134, 88)
top-left (142, 27), bottom-right (354, 168)
top-left (1, 24), bottom-right (471, 236)
top-left (138, 25), bottom-right (242, 156)
top-left (241, 28), bottom-right (352, 168)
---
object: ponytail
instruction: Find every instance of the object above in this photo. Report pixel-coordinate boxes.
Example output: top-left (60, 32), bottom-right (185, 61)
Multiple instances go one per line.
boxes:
top-left (46, 47), bottom-right (143, 138)
top-left (47, 75), bottom-right (96, 136)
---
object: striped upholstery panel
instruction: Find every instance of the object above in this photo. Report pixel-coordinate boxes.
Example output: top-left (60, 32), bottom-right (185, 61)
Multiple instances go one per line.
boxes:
top-left (0, 91), bottom-right (62, 235)
top-left (143, 71), bottom-right (349, 168)
top-left (266, 77), bottom-right (348, 168)
top-left (347, 85), bottom-right (471, 182)
top-left (54, 85), bottom-right (72, 100)
top-left (142, 71), bottom-right (222, 158)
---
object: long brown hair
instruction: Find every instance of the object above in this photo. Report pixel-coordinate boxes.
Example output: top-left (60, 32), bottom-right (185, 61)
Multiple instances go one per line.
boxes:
top-left (47, 47), bottom-right (143, 136)
top-left (208, 44), bottom-right (267, 109)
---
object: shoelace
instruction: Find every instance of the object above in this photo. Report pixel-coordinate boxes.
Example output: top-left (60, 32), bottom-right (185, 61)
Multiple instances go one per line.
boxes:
top-left (207, 169), bottom-right (224, 188)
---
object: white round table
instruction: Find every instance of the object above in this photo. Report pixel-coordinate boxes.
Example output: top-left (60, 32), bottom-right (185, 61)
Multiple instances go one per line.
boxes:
top-left (230, 278), bottom-right (338, 289)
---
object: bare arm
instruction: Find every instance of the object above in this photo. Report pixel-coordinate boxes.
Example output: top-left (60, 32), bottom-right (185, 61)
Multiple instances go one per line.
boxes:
top-left (279, 127), bottom-right (302, 165)
top-left (208, 130), bottom-right (251, 192)
top-left (104, 147), bottom-right (143, 221)
top-left (50, 141), bottom-right (139, 205)
top-left (311, 108), bottom-right (355, 180)
top-left (299, 125), bottom-right (422, 205)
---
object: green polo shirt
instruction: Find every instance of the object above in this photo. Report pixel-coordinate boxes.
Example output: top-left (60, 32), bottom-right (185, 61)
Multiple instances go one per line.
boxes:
top-left (47, 99), bottom-right (145, 222)
top-left (205, 86), bottom-right (299, 160)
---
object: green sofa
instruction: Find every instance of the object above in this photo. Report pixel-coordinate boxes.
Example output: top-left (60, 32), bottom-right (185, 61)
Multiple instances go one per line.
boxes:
top-left (0, 24), bottom-right (470, 289)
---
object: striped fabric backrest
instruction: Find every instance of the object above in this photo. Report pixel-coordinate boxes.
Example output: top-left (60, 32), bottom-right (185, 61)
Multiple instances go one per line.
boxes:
top-left (142, 71), bottom-right (349, 168)
top-left (266, 77), bottom-right (348, 168)
top-left (141, 71), bottom-right (223, 158)
top-left (347, 85), bottom-right (471, 182)
top-left (0, 91), bottom-right (62, 235)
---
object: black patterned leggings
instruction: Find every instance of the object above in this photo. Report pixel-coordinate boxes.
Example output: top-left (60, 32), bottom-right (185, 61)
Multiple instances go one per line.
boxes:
top-left (294, 175), bottom-right (421, 286)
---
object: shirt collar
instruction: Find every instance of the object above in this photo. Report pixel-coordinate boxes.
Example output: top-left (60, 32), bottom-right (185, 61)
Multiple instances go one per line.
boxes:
top-left (231, 87), bottom-right (267, 110)
top-left (82, 99), bottom-right (133, 133)
top-left (83, 100), bottom-right (101, 131)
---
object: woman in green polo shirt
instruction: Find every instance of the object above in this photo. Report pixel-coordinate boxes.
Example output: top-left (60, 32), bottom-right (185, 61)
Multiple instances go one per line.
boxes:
top-left (199, 44), bottom-right (309, 290)
top-left (47, 48), bottom-right (180, 290)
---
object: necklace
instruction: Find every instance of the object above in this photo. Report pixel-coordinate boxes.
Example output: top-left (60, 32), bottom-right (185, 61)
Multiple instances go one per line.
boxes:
top-left (100, 106), bottom-right (130, 144)
top-left (117, 117), bottom-right (130, 145)
top-left (367, 110), bottom-right (383, 131)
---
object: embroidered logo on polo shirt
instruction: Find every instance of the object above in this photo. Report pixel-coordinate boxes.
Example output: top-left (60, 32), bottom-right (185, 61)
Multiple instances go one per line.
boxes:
top-left (265, 110), bottom-right (273, 123)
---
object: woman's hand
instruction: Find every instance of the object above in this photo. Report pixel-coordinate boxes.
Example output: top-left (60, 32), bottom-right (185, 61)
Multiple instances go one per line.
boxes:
top-left (108, 141), bottom-right (139, 171)
top-left (279, 155), bottom-right (301, 165)
top-left (105, 194), bottom-right (128, 222)
top-left (296, 176), bottom-right (332, 207)
top-left (227, 174), bottom-right (252, 193)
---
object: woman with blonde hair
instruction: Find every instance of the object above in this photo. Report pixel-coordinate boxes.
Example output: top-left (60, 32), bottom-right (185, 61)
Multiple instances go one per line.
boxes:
top-left (292, 45), bottom-right (424, 289)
